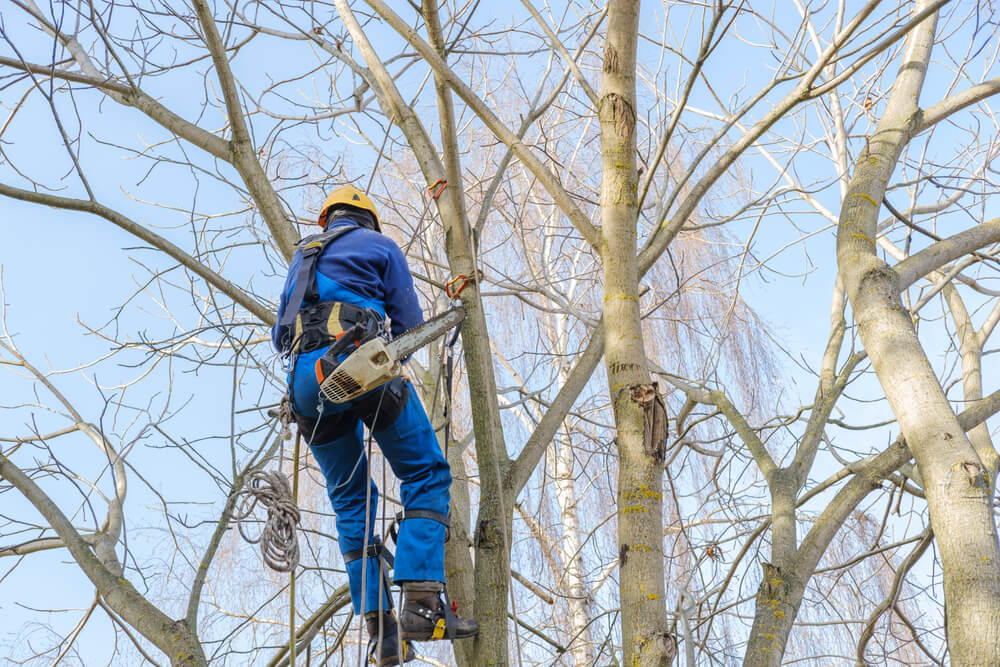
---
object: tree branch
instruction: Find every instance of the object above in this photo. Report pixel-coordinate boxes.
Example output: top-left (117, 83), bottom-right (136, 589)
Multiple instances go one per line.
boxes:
top-left (0, 55), bottom-right (230, 161)
top-left (894, 217), bottom-right (1000, 290)
top-left (637, 0), bottom-right (885, 276)
top-left (916, 77), bottom-right (1000, 133)
top-left (363, 0), bottom-right (601, 249)
top-left (190, 0), bottom-right (298, 260)
top-left (711, 389), bottom-right (778, 479)
top-left (0, 183), bottom-right (274, 325)
top-left (0, 533), bottom-right (96, 557)
top-left (0, 454), bottom-right (206, 665)
top-left (508, 321), bottom-right (604, 494)
top-left (266, 585), bottom-right (351, 667)
top-left (855, 527), bottom-right (934, 665)
top-left (519, 0), bottom-right (599, 107)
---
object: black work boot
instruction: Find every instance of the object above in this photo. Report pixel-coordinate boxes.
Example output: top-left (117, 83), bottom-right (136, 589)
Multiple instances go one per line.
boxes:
top-left (365, 611), bottom-right (416, 666)
top-left (399, 582), bottom-right (479, 641)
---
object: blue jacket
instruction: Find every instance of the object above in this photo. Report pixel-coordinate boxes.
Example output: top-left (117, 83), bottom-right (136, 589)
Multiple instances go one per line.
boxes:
top-left (271, 216), bottom-right (424, 352)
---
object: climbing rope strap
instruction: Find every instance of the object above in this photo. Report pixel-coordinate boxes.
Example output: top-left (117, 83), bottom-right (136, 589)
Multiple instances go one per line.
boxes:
top-left (387, 509), bottom-right (451, 545)
top-left (442, 321), bottom-right (461, 458)
top-left (343, 537), bottom-right (396, 610)
top-left (235, 470), bottom-right (301, 572)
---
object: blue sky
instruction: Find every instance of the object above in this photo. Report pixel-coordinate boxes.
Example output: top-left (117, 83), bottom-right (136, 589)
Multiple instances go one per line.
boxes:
top-left (1, 1), bottom-right (998, 664)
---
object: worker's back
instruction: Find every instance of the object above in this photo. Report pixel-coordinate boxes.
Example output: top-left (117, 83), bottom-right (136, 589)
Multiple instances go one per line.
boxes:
top-left (272, 216), bottom-right (423, 353)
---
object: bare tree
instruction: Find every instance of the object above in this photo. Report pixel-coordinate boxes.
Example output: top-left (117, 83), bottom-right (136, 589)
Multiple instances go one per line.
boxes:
top-left (835, 2), bottom-right (1000, 662)
top-left (4, 2), bottom-right (1000, 666)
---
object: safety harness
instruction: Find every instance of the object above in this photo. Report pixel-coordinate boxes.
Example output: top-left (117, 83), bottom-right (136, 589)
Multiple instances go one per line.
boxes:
top-left (277, 224), bottom-right (383, 358)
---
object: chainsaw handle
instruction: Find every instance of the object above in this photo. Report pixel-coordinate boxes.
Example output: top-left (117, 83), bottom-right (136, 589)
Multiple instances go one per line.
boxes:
top-left (314, 323), bottom-right (364, 383)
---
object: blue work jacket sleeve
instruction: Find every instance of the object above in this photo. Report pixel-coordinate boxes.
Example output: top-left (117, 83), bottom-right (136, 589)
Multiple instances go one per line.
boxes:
top-left (381, 240), bottom-right (424, 339)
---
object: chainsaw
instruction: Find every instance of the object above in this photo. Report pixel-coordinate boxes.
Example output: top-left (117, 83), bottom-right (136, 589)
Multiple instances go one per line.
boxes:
top-left (315, 306), bottom-right (465, 403)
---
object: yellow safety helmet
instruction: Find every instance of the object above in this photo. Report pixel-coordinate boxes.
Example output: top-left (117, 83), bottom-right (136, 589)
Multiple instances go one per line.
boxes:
top-left (318, 185), bottom-right (380, 231)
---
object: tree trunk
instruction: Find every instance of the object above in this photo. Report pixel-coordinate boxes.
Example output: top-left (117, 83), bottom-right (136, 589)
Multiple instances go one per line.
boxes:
top-left (600, 2), bottom-right (673, 665)
top-left (419, 5), bottom-right (514, 664)
top-left (836, 3), bottom-right (1000, 663)
top-left (551, 430), bottom-right (596, 664)
top-left (743, 561), bottom-right (806, 667)
top-left (415, 358), bottom-right (476, 667)
top-left (741, 284), bottom-right (853, 666)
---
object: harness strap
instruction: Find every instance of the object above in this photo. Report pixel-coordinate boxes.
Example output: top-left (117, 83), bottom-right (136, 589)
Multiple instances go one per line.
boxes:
top-left (402, 590), bottom-right (460, 641)
top-left (277, 223), bottom-right (361, 352)
top-left (343, 539), bottom-right (395, 567)
top-left (343, 537), bottom-right (396, 611)
top-left (295, 301), bottom-right (380, 355)
top-left (388, 509), bottom-right (450, 545)
top-left (440, 589), bottom-right (460, 641)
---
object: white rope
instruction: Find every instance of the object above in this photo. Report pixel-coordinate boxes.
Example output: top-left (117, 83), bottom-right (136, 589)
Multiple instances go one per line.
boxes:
top-left (236, 469), bottom-right (301, 573)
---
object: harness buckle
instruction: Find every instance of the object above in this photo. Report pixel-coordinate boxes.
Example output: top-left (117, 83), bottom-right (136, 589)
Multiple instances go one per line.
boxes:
top-left (300, 240), bottom-right (324, 256)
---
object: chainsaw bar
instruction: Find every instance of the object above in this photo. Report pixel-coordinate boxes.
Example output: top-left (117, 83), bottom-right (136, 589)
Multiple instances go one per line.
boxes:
top-left (387, 306), bottom-right (465, 360)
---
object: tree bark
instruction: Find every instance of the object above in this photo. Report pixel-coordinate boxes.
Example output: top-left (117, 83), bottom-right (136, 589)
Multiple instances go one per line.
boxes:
top-left (599, 2), bottom-right (673, 665)
top-left (415, 353), bottom-right (475, 667)
top-left (551, 435), bottom-right (596, 664)
top-left (943, 285), bottom-right (1000, 489)
top-left (0, 455), bottom-right (206, 666)
top-left (836, 2), bottom-right (1000, 663)
top-left (550, 334), bottom-right (596, 663)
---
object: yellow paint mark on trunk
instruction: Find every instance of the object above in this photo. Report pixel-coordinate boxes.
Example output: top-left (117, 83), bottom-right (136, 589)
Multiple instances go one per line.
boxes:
top-left (850, 233), bottom-right (877, 251)
top-left (851, 192), bottom-right (878, 207)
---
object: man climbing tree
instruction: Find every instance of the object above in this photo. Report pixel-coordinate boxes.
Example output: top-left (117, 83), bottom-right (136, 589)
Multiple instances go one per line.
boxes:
top-left (271, 185), bottom-right (478, 666)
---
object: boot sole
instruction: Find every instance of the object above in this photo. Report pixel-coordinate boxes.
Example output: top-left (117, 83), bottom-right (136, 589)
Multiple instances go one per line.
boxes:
top-left (399, 629), bottom-right (479, 641)
top-left (376, 646), bottom-right (417, 666)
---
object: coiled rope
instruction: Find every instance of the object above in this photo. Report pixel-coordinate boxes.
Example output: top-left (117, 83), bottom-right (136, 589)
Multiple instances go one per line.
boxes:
top-left (235, 467), bottom-right (301, 573)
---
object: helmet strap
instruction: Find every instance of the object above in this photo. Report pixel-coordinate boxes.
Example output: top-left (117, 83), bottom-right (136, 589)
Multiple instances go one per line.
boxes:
top-left (325, 206), bottom-right (379, 232)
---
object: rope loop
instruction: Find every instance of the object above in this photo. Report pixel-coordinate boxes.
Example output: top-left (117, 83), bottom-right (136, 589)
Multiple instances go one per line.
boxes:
top-left (236, 470), bottom-right (301, 572)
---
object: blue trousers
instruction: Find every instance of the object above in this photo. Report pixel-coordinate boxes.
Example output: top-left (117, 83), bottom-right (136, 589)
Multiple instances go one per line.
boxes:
top-left (291, 350), bottom-right (451, 615)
